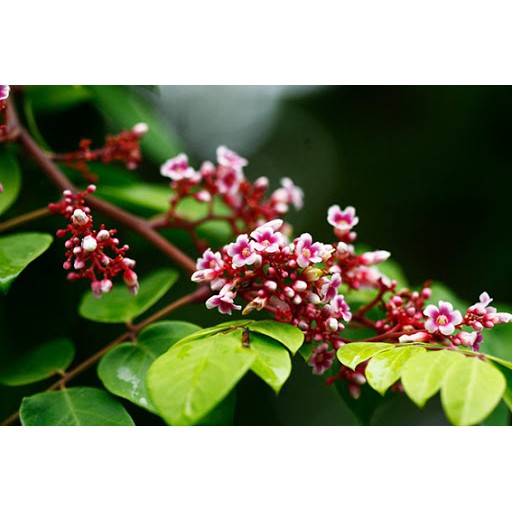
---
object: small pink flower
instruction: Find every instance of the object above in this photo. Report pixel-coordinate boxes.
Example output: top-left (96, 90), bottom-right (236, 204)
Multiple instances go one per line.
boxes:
top-left (191, 249), bottom-right (224, 282)
top-left (160, 153), bottom-right (198, 182)
top-left (0, 85), bottom-right (10, 101)
top-left (398, 332), bottom-right (432, 343)
top-left (308, 342), bottom-right (335, 375)
top-left (227, 234), bottom-right (259, 268)
top-left (250, 221), bottom-right (284, 253)
top-left (216, 146), bottom-right (248, 170)
top-left (294, 233), bottom-right (324, 268)
top-left (424, 301), bottom-right (463, 335)
top-left (358, 250), bottom-right (391, 266)
top-left (330, 294), bottom-right (352, 322)
top-left (205, 284), bottom-right (241, 315)
top-left (327, 205), bottom-right (359, 232)
top-left (216, 165), bottom-right (244, 195)
top-left (320, 273), bottom-right (342, 302)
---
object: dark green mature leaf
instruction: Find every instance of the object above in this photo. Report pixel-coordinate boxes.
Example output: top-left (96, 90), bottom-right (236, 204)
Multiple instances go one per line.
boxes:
top-left (249, 332), bottom-right (292, 393)
top-left (0, 339), bottom-right (75, 386)
top-left (366, 346), bottom-right (425, 395)
top-left (481, 400), bottom-right (510, 426)
top-left (0, 232), bottom-right (53, 293)
top-left (88, 85), bottom-right (183, 164)
top-left (147, 331), bottom-right (256, 425)
top-left (0, 147), bottom-right (22, 216)
top-left (249, 320), bottom-right (304, 355)
top-left (20, 387), bottom-right (135, 426)
top-left (441, 357), bottom-right (506, 426)
top-left (79, 268), bottom-right (179, 323)
top-left (25, 85), bottom-right (92, 112)
top-left (97, 183), bottom-right (171, 215)
top-left (98, 321), bottom-right (201, 412)
top-left (337, 342), bottom-right (395, 371)
top-left (401, 349), bottom-right (465, 407)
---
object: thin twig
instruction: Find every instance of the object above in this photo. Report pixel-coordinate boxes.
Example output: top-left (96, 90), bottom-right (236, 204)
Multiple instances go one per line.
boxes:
top-left (0, 207), bottom-right (52, 232)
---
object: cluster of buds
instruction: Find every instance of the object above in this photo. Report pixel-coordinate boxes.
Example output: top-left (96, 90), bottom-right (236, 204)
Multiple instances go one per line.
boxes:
top-left (160, 146), bottom-right (304, 239)
top-left (52, 122), bottom-right (148, 181)
top-left (48, 185), bottom-right (139, 297)
top-left (192, 205), bottom-right (394, 374)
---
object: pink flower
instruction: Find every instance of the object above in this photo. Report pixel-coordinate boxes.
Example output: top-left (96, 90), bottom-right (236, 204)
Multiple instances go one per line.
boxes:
top-left (398, 332), bottom-right (432, 343)
top-left (294, 233), bottom-right (324, 268)
top-left (191, 249), bottom-right (224, 283)
top-left (205, 284), bottom-right (241, 315)
top-left (250, 221), bottom-right (284, 253)
top-left (308, 343), bottom-right (335, 375)
top-left (0, 85), bottom-right (10, 101)
top-left (359, 250), bottom-right (391, 266)
top-left (216, 165), bottom-right (244, 195)
top-left (320, 273), bottom-right (342, 302)
top-left (467, 292), bottom-right (512, 329)
top-left (424, 301), bottom-right (463, 335)
top-left (216, 146), bottom-right (248, 170)
top-left (161, 154), bottom-right (198, 182)
top-left (327, 205), bottom-right (359, 232)
top-left (227, 234), bottom-right (259, 268)
top-left (330, 294), bottom-right (352, 322)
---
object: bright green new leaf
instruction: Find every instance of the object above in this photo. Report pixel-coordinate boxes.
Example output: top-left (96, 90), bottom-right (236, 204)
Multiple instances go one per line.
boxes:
top-left (337, 342), bottom-right (395, 371)
top-left (20, 387), bottom-right (135, 426)
top-left (173, 320), bottom-right (253, 347)
top-left (0, 148), bottom-right (22, 217)
top-left (0, 232), bottom-right (53, 293)
top-left (0, 338), bottom-right (75, 386)
top-left (196, 391), bottom-right (236, 426)
top-left (98, 321), bottom-right (201, 412)
top-left (249, 320), bottom-right (304, 355)
top-left (88, 85), bottom-right (183, 164)
top-left (249, 332), bottom-right (292, 393)
top-left (79, 268), bottom-right (179, 323)
top-left (401, 349), bottom-right (464, 407)
top-left (441, 357), bottom-right (506, 426)
top-left (147, 331), bottom-right (256, 425)
top-left (366, 346), bottom-right (425, 395)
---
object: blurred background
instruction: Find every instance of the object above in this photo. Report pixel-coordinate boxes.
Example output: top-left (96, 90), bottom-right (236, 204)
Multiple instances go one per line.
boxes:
top-left (2, 85), bottom-right (511, 426)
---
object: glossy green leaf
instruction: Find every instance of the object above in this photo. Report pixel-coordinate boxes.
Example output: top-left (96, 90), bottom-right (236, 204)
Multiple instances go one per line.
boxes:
top-left (337, 342), bottom-right (395, 371)
top-left (0, 147), bottom-right (22, 216)
top-left (88, 85), bottom-right (183, 164)
top-left (98, 321), bottom-right (201, 412)
top-left (401, 349), bottom-right (465, 407)
top-left (97, 183), bottom-right (171, 215)
top-left (20, 387), bottom-right (135, 426)
top-left (249, 332), bottom-right (292, 393)
top-left (249, 320), bottom-right (304, 355)
top-left (0, 232), bottom-right (53, 293)
top-left (366, 346), bottom-right (425, 395)
top-left (481, 400), bottom-right (510, 426)
top-left (441, 357), bottom-right (506, 426)
top-left (147, 331), bottom-right (256, 425)
top-left (196, 391), bottom-right (236, 426)
top-left (79, 268), bottom-right (179, 323)
top-left (174, 320), bottom-right (253, 347)
top-left (0, 338), bottom-right (75, 386)
top-left (25, 85), bottom-right (92, 112)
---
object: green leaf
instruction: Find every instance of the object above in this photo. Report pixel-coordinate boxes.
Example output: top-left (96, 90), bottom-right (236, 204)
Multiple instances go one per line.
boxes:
top-left (337, 342), bottom-right (395, 371)
top-left (489, 362), bottom-right (512, 412)
top-left (0, 338), bottom-right (75, 386)
top-left (481, 400), bottom-right (510, 426)
top-left (20, 387), bottom-right (135, 426)
top-left (147, 330), bottom-right (256, 425)
top-left (249, 332), bottom-right (292, 393)
top-left (366, 346), bottom-right (425, 395)
top-left (401, 349), bottom-right (465, 408)
top-left (479, 320), bottom-right (512, 362)
top-left (0, 147), bottom-right (22, 216)
top-left (98, 321), bottom-right (201, 413)
top-left (249, 320), bottom-right (304, 355)
top-left (0, 232), bottom-right (53, 293)
top-left (88, 85), bottom-right (183, 164)
top-left (174, 320), bottom-right (253, 347)
top-left (79, 268), bottom-right (179, 323)
top-left (25, 85), bottom-right (92, 112)
top-left (441, 357), bottom-right (506, 426)
top-left (97, 183), bottom-right (171, 215)
top-left (196, 391), bottom-right (236, 426)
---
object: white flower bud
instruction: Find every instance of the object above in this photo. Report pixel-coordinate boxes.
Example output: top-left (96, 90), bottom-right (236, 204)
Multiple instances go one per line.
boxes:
top-left (96, 229), bottom-right (110, 242)
top-left (72, 208), bottom-right (88, 226)
top-left (82, 235), bottom-right (98, 252)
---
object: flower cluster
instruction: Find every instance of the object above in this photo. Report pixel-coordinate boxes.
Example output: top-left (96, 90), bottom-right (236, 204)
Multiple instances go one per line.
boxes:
top-left (53, 123), bottom-right (148, 181)
top-left (193, 205), bottom-right (394, 374)
top-left (160, 146), bottom-right (304, 242)
top-left (48, 185), bottom-right (139, 297)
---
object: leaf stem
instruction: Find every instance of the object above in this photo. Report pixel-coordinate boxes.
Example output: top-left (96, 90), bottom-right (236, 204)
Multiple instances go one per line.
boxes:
top-left (0, 286), bottom-right (210, 426)
top-left (0, 207), bottom-right (52, 233)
